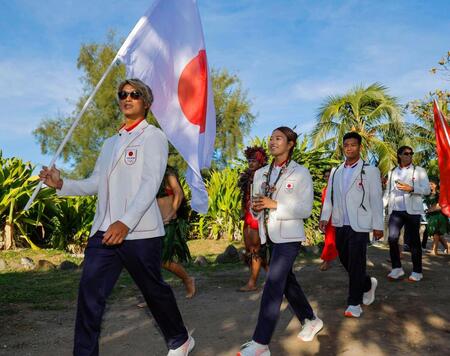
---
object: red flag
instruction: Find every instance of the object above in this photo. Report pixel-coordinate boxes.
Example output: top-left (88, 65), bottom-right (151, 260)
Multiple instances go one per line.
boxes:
top-left (433, 100), bottom-right (450, 217)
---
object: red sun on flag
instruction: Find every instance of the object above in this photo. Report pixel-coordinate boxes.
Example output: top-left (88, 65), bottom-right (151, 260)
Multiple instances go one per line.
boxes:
top-left (178, 50), bottom-right (208, 133)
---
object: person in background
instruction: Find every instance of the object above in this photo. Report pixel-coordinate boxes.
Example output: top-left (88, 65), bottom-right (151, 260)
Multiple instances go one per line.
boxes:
top-left (320, 132), bottom-right (383, 318)
top-left (425, 178), bottom-right (449, 255)
top-left (383, 146), bottom-right (430, 282)
top-left (238, 146), bottom-right (269, 291)
top-left (138, 165), bottom-right (195, 305)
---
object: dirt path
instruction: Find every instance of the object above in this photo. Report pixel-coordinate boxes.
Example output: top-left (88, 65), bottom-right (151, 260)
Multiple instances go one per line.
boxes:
top-left (1, 245), bottom-right (449, 356)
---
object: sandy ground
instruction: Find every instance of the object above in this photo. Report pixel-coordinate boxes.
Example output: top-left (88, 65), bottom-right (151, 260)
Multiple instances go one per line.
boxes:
top-left (1, 244), bottom-right (449, 356)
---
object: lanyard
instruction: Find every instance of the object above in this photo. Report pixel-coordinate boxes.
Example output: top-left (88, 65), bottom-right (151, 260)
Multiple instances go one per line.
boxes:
top-left (330, 160), bottom-right (368, 211)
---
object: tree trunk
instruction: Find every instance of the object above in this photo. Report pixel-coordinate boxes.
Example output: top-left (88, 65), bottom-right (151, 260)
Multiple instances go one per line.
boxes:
top-left (4, 222), bottom-right (15, 250)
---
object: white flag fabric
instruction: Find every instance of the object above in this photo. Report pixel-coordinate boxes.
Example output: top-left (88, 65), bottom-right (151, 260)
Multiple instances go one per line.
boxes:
top-left (116, 0), bottom-right (216, 213)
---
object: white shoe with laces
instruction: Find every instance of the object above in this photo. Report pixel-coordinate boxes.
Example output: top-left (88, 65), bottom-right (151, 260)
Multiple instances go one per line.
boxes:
top-left (298, 315), bottom-right (323, 342)
top-left (363, 277), bottom-right (377, 305)
top-left (387, 267), bottom-right (405, 280)
top-left (237, 340), bottom-right (270, 356)
top-left (408, 272), bottom-right (423, 282)
top-left (167, 335), bottom-right (195, 356)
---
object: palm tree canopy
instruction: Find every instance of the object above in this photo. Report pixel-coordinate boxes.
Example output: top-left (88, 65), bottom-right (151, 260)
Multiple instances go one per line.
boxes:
top-left (311, 83), bottom-right (405, 175)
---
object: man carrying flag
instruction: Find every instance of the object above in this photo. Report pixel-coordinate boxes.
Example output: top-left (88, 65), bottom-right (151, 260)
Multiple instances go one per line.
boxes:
top-left (35, 1), bottom-right (214, 354)
top-left (39, 79), bottom-right (194, 356)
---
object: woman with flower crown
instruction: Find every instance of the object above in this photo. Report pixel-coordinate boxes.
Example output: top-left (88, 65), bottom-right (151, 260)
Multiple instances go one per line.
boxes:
top-left (237, 127), bottom-right (323, 356)
top-left (238, 146), bottom-right (269, 292)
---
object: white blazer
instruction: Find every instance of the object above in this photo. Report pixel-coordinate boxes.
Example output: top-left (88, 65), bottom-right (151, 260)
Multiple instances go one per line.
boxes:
top-left (383, 165), bottom-right (430, 215)
top-left (321, 159), bottom-right (384, 232)
top-left (252, 161), bottom-right (313, 244)
top-left (58, 120), bottom-right (167, 240)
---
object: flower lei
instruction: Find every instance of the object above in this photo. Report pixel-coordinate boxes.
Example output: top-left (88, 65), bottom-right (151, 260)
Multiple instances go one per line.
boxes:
top-left (261, 158), bottom-right (291, 240)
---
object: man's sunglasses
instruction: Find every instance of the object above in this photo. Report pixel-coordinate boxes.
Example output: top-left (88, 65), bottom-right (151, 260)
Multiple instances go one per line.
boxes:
top-left (117, 90), bottom-right (142, 100)
top-left (402, 152), bottom-right (414, 156)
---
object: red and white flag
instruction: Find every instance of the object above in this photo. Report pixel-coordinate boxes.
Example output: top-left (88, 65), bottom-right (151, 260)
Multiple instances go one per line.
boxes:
top-left (433, 99), bottom-right (450, 217)
top-left (116, 0), bottom-right (215, 213)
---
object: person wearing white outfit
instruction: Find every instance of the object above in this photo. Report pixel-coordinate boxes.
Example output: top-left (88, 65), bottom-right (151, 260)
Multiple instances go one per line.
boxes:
top-left (40, 79), bottom-right (193, 356)
top-left (320, 132), bottom-right (383, 318)
top-left (238, 127), bottom-right (323, 356)
top-left (383, 146), bottom-right (430, 282)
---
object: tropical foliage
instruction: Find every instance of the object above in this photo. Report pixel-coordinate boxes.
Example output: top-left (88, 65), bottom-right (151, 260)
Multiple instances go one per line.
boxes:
top-left (406, 90), bottom-right (450, 171)
top-left (190, 168), bottom-right (243, 240)
top-left (246, 136), bottom-right (339, 244)
top-left (311, 83), bottom-right (405, 175)
top-left (49, 196), bottom-right (96, 251)
top-left (0, 153), bottom-right (55, 250)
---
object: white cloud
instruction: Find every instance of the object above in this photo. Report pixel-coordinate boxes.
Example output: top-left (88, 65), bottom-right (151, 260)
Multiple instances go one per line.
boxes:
top-left (0, 58), bottom-right (81, 104)
top-left (292, 80), bottom-right (352, 101)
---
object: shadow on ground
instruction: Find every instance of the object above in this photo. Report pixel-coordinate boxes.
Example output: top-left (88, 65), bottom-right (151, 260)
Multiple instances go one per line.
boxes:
top-left (1, 245), bottom-right (449, 356)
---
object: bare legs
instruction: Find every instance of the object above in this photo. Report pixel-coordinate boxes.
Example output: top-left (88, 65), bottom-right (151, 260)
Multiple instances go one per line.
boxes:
top-left (431, 234), bottom-right (449, 255)
top-left (240, 225), bottom-right (268, 291)
top-left (163, 261), bottom-right (196, 298)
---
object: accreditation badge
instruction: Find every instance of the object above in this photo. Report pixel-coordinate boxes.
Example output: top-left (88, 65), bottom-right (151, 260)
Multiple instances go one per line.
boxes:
top-left (124, 148), bottom-right (137, 165)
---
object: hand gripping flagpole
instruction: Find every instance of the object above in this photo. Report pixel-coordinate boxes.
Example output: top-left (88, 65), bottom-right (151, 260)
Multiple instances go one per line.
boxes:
top-left (24, 56), bottom-right (120, 211)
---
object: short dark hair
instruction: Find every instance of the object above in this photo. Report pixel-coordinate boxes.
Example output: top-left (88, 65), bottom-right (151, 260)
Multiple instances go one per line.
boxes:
top-left (397, 146), bottom-right (413, 155)
top-left (397, 145), bottom-right (413, 164)
top-left (343, 132), bottom-right (362, 145)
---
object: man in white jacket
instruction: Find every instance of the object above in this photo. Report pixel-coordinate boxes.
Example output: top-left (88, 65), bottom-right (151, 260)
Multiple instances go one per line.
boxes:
top-left (383, 146), bottom-right (430, 282)
top-left (319, 132), bottom-right (384, 318)
top-left (39, 79), bottom-right (193, 356)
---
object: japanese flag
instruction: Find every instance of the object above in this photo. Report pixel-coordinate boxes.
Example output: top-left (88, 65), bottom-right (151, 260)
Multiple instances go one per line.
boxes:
top-left (116, 0), bottom-right (215, 213)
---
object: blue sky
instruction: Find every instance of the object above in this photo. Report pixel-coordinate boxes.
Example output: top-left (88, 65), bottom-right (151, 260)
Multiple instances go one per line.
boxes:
top-left (1, 0), bottom-right (449, 168)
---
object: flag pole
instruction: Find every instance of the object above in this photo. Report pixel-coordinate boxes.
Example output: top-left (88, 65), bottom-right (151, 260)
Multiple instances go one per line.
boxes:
top-left (24, 56), bottom-right (120, 211)
top-left (434, 99), bottom-right (450, 147)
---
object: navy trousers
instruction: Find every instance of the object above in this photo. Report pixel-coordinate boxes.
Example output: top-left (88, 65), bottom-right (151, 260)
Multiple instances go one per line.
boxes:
top-left (335, 226), bottom-right (372, 306)
top-left (73, 232), bottom-right (188, 356)
top-left (388, 210), bottom-right (422, 273)
top-left (253, 242), bottom-right (314, 345)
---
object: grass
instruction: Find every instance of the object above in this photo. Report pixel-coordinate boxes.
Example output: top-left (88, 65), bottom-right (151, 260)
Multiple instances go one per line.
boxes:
top-left (0, 239), bottom-right (322, 315)
top-left (0, 248), bottom-right (83, 272)
top-left (0, 239), bottom-right (245, 314)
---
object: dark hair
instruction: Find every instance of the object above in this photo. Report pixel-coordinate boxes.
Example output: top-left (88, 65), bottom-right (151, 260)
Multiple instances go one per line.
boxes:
top-left (343, 131), bottom-right (362, 145)
top-left (429, 176), bottom-right (439, 185)
top-left (273, 126), bottom-right (298, 157)
top-left (396, 145), bottom-right (413, 164)
top-left (244, 146), bottom-right (268, 165)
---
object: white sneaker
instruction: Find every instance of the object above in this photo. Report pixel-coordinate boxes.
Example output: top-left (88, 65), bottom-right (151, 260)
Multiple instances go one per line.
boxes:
top-left (408, 272), bottom-right (423, 282)
top-left (387, 267), bottom-right (405, 280)
top-left (298, 316), bottom-right (323, 341)
top-left (167, 335), bottom-right (195, 356)
top-left (237, 341), bottom-right (270, 356)
top-left (363, 277), bottom-right (377, 305)
top-left (344, 305), bottom-right (362, 318)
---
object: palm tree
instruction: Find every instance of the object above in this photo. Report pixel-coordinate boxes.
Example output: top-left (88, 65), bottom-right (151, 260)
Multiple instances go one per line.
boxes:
top-left (407, 91), bottom-right (450, 169)
top-left (311, 83), bottom-right (406, 175)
